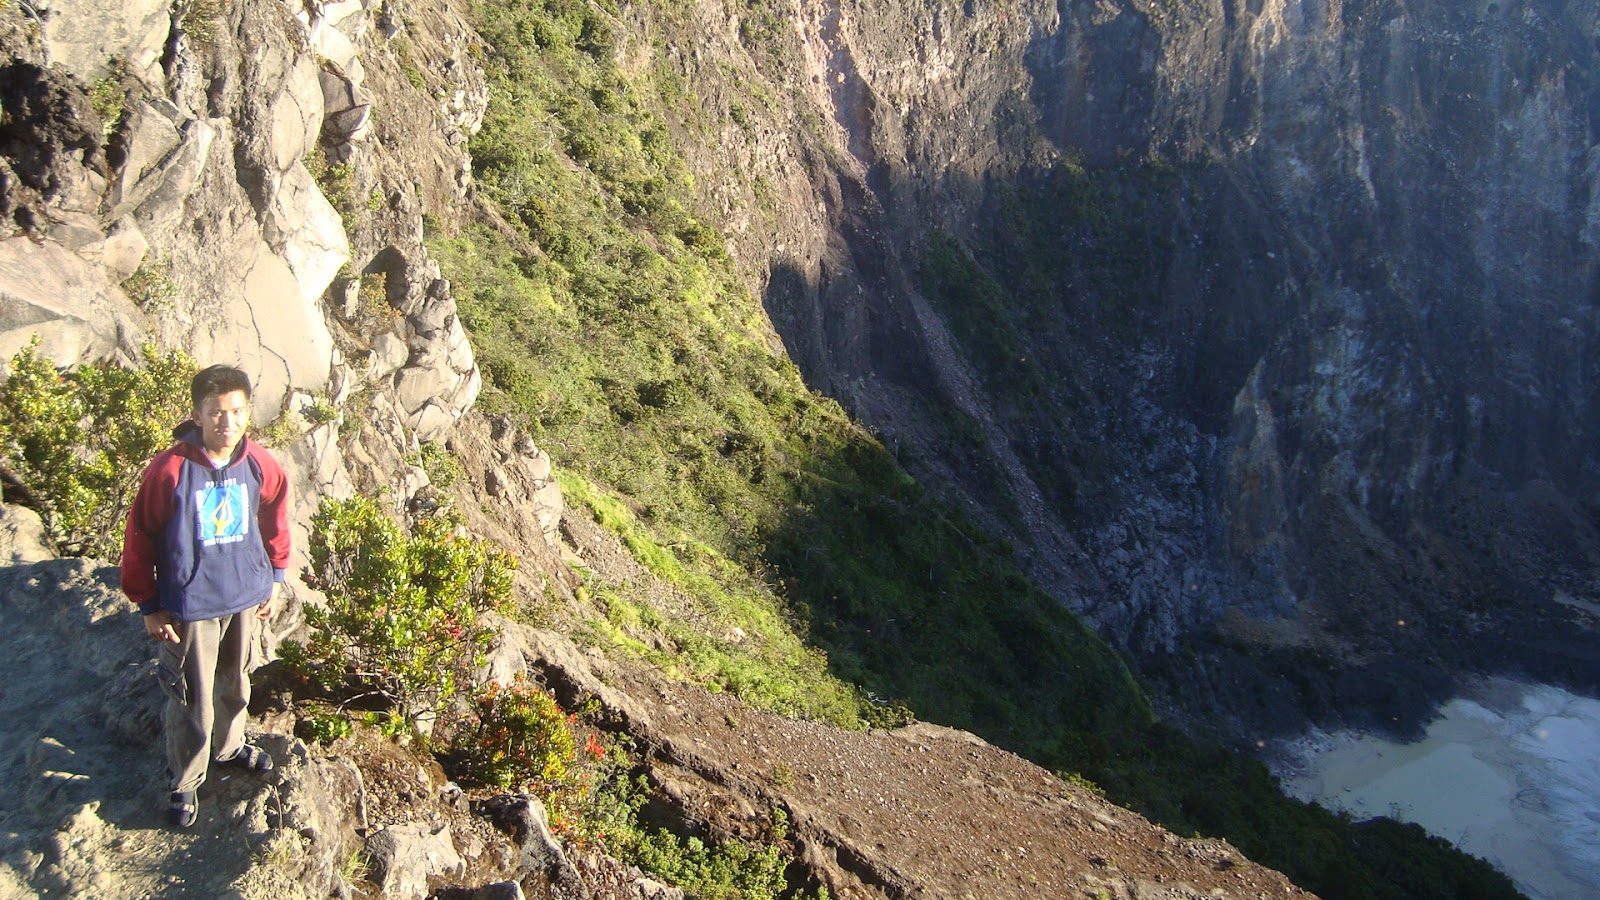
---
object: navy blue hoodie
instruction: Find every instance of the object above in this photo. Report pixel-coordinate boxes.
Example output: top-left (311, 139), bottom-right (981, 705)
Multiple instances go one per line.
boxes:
top-left (121, 421), bottom-right (290, 622)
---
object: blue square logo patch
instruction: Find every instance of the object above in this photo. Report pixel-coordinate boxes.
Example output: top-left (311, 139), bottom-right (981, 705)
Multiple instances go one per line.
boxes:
top-left (195, 480), bottom-right (250, 546)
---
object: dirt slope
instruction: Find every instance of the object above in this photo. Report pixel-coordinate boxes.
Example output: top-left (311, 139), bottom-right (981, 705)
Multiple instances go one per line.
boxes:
top-left (524, 622), bottom-right (1314, 900)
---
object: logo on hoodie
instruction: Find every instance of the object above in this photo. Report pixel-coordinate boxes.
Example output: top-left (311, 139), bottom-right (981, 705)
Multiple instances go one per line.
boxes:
top-left (195, 479), bottom-right (250, 546)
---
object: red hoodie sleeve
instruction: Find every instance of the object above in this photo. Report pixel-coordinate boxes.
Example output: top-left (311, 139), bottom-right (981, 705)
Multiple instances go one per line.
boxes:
top-left (121, 451), bottom-right (180, 609)
top-left (252, 442), bottom-right (291, 580)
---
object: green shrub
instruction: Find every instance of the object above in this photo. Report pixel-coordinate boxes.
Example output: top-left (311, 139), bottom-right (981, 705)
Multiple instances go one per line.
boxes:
top-left (451, 673), bottom-right (578, 789)
top-left (303, 710), bottom-right (355, 745)
top-left (304, 394), bottom-right (339, 428)
top-left (581, 770), bottom-right (799, 900)
top-left (88, 59), bottom-right (130, 138)
top-left (304, 145), bottom-right (356, 217)
top-left (254, 392), bottom-right (340, 449)
top-left (283, 496), bottom-right (517, 734)
top-left (0, 339), bottom-right (196, 559)
top-left (413, 441), bottom-right (464, 490)
top-left (121, 257), bottom-right (180, 312)
top-left (181, 0), bottom-right (224, 45)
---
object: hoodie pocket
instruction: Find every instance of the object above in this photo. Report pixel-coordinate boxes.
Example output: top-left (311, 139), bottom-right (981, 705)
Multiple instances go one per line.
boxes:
top-left (185, 543), bottom-right (271, 619)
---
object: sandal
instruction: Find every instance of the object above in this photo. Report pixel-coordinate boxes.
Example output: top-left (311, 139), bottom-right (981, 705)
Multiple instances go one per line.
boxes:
top-left (217, 742), bottom-right (273, 773)
top-left (168, 790), bottom-right (198, 828)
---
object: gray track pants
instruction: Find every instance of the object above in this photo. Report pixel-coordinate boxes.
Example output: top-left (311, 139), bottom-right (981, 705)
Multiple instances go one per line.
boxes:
top-left (156, 610), bottom-right (259, 793)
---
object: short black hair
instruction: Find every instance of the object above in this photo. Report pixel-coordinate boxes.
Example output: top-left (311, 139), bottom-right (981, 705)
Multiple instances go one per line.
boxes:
top-left (190, 364), bottom-right (253, 410)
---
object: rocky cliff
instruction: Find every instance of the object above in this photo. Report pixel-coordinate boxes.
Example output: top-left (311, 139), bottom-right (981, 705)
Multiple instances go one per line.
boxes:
top-left (628, 0), bottom-right (1600, 739)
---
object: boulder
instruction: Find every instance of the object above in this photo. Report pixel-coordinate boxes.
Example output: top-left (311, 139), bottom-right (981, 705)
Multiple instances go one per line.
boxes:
top-left (475, 882), bottom-right (526, 900)
top-left (365, 822), bottom-right (466, 900)
top-left (180, 230), bottom-right (334, 419)
top-left (0, 237), bottom-right (142, 373)
top-left (106, 100), bottom-right (186, 211)
top-left (107, 103), bottom-right (217, 239)
top-left (394, 307), bottom-right (479, 442)
top-left (409, 401), bottom-right (458, 443)
top-left (304, 2), bottom-right (370, 75)
top-left (40, 0), bottom-right (170, 83)
top-left (476, 795), bottom-right (588, 900)
top-left (267, 54), bottom-right (326, 175)
top-left (394, 354), bottom-right (456, 415)
top-left (0, 504), bottom-right (51, 564)
top-left (47, 212), bottom-right (101, 251)
top-left (93, 218), bottom-right (150, 281)
top-left (319, 63), bottom-right (374, 145)
top-left (533, 480), bottom-right (564, 544)
top-left (317, 0), bottom-right (373, 38)
top-left (368, 330), bottom-right (411, 380)
top-left (268, 161), bottom-right (352, 311)
top-left (282, 415), bottom-right (354, 500)
top-left (0, 61), bottom-right (105, 230)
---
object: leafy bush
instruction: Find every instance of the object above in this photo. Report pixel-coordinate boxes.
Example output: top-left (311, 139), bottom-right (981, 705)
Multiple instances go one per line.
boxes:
top-left (283, 496), bottom-right (517, 734)
top-left (413, 441), bottom-right (464, 490)
top-left (255, 392), bottom-right (341, 449)
top-left (181, 0), bottom-right (224, 45)
top-left (0, 339), bottom-right (196, 558)
top-left (302, 710), bottom-right (355, 745)
top-left (451, 673), bottom-right (578, 790)
top-left (582, 770), bottom-right (803, 900)
top-left (120, 257), bottom-right (180, 312)
top-left (88, 59), bottom-right (130, 138)
top-left (304, 145), bottom-right (356, 217)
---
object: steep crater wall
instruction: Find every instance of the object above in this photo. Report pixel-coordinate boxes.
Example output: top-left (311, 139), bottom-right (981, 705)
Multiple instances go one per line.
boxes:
top-left (647, 0), bottom-right (1600, 738)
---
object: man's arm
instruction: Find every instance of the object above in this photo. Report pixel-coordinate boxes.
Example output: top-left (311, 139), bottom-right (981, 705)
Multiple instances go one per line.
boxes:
top-left (253, 443), bottom-right (291, 617)
top-left (122, 454), bottom-right (178, 641)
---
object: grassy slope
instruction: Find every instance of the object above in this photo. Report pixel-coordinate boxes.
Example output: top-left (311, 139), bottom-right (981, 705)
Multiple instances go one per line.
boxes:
top-left (435, 2), bottom-right (1523, 898)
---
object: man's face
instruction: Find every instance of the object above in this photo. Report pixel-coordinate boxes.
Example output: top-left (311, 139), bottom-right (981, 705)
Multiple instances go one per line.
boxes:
top-left (194, 390), bottom-right (251, 458)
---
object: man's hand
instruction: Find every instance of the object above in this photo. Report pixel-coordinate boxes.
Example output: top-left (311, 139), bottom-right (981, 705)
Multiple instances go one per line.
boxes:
top-left (144, 609), bottom-right (180, 643)
top-left (256, 594), bottom-right (275, 620)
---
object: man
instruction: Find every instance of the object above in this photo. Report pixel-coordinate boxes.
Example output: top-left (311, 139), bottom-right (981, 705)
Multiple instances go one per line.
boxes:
top-left (121, 364), bottom-right (290, 828)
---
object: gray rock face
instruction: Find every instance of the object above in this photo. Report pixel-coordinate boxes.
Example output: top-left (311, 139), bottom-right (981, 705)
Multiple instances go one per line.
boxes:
top-left (4, 0), bottom-right (503, 526)
top-left (0, 503), bottom-right (50, 564)
top-left (319, 63), bottom-right (374, 146)
top-left (388, 268), bottom-right (482, 441)
top-left (475, 882), bottom-right (527, 900)
top-left (40, 0), bottom-right (170, 83)
top-left (4, 0), bottom-right (482, 439)
top-left (477, 795), bottom-right (589, 900)
top-left (0, 237), bottom-right (141, 372)
top-left (652, 0), bottom-right (1600, 734)
top-left (468, 416), bottom-right (564, 545)
top-left (366, 822), bottom-right (467, 899)
top-left (105, 99), bottom-right (215, 229)
top-left (0, 59), bottom-right (107, 236)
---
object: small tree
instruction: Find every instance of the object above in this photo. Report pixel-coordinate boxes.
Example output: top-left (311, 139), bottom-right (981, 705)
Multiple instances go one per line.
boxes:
top-left (0, 338), bottom-right (196, 558)
top-left (283, 496), bottom-right (517, 734)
